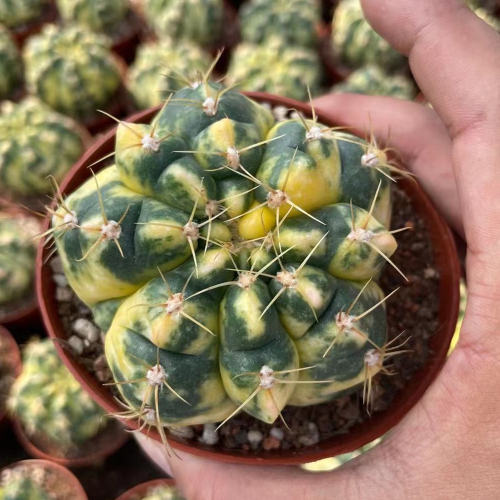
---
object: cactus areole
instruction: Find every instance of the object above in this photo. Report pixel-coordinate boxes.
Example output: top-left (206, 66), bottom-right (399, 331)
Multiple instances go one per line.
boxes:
top-left (38, 85), bottom-right (460, 463)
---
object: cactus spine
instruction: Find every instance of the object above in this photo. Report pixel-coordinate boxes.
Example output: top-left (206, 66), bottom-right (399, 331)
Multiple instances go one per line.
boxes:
top-left (49, 74), bottom-right (410, 440)
top-left (9, 339), bottom-right (105, 452)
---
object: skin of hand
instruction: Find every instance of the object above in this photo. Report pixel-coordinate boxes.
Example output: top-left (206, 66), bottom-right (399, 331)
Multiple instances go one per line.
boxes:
top-left (136, 1), bottom-right (500, 497)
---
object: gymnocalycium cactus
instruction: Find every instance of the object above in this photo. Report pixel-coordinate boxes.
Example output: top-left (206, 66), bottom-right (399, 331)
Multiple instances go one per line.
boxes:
top-left (240, 0), bottom-right (321, 49)
top-left (228, 39), bottom-right (322, 101)
top-left (0, 27), bottom-right (23, 101)
top-left (0, 98), bottom-right (88, 197)
top-left (332, 65), bottom-right (417, 100)
top-left (24, 25), bottom-right (122, 121)
top-left (47, 72), bottom-right (411, 441)
top-left (332, 0), bottom-right (407, 72)
top-left (57, 0), bottom-right (129, 33)
top-left (140, 484), bottom-right (184, 500)
top-left (128, 40), bottom-right (211, 110)
top-left (144, 0), bottom-right (224, 45)
top-left (0, 0), bottom-right (48, 29)
top-left (0, 213), bottom-right (39, 308)
top-left (9, 339), bottom-right (105, 452)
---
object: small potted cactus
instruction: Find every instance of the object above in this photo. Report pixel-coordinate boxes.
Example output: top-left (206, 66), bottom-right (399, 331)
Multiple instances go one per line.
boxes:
top-left (36, 74), bottom-right (459, 464)
top-left (56, 0), bottom-right (142, 60)
top-left (331, 65), bottom-right (417, 100)
top-left (127, 40), bottom-right (212, 110)
top-left (0, 460), bottom-right (87, 500)
top-left (115, 479), bottom-right (180, 500)
top-left (9, 338), bottom-right (128, 467)
top-left (0, 0), bottom-right (56, 44)
top-left (239, 0), bottom-right (322, 49)
top-left (0, 326), bottom-right (21, 427)
top-left (23, 24), bottom-right (126, 132)
top-left (0, 27), bottom-right (23, 102)
top-left (0, 98), bottom-right (90, 203)
top-left (228, 38), bottom-right (323, 101)
top-left (0, 207), bottom-right (41, 326)
top-left (142, 0), bottom-right (225, 47)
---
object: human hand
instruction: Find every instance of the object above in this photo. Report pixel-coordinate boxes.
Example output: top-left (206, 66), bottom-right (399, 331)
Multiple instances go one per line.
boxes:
top-left (137, 1), bottom-right (500, 498)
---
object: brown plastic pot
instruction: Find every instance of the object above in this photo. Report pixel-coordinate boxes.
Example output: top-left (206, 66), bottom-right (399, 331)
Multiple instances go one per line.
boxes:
top-left (0, 459), bottom-right (88, 500)
top-left (115, 479), bottom-right (176, 500)
top-left (0, 325), bottom-right (21, 427)
top-left (12, 417), bottom-right (129, 468)
top-left (36, 92), bottom-right (460, 465)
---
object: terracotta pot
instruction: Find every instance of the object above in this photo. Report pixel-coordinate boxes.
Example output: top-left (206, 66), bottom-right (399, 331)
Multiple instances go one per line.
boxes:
top-left (13, 417), bottom-right (129, 468)
top-left (0, 459), bottom-right (88, 500)
top-left (0, 325), bottom-right (21, 427)
top-left (114, 479), bottom-right (176, 500)
top-left (36, 92), bottom-right (460, 465)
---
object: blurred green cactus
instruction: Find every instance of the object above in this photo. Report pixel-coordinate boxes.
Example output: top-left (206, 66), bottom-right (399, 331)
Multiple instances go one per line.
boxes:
top-left (0, 98), bottom-right (87, 197)
top-left (240, 0), bottom-right (321, 48)
top-left (0, 214), bottom-right (39, 307)
top-left (144, 0), bottom-right (224, 45)
top-left (24, 25), bottom-right (122, 120)
top-left (57, 0), bottom-right (129, 33)
top-left (0, 27), bottom-right (23, 101)
top-left (332, 0), bottom-right (407, 71)
top-left (332, 65), bottom-right (417, 100)
top-left (49, 78), bottom-right (409, 437)
top-left (9, 339), bottom-right (105, 452)
top-left (128, 40), bottom-right (211, 110)
top-left (0, 0), bottom-right (48, 29)
top-left (141, 484), bottom-right (185, 500)
top-left (227, 39), bottom-right (322, 101)
top-left (475, 7), bottom-right (500, 32)
top-left (0, 467), bottom-right (52, 500)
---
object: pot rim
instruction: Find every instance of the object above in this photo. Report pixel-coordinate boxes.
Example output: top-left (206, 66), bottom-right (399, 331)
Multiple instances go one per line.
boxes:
top-left (114, 478), bottom-right (176, 500)
top-left (0, 459), bottom-right (88, 500)
top-left (36, 92), bottom-right (461, 465)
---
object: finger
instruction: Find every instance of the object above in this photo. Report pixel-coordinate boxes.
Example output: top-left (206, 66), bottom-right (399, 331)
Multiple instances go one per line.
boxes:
top-left (360, 0), bottom-right (500, 257)
top-left (314, 93), bottom-right (462, 234)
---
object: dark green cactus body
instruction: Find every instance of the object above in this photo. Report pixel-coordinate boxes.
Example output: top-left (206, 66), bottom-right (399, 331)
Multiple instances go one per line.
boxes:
top-left (0, 27), bottom-right (22, 101)
top-left (53, 85), bottom-right (402, 427)
top-left (24, 25), bottom-right (122, 120)
top-left (240, 0), bottom-right (321, 48)
top-left (0, 98), bottom-right (86, 197)
top-left (0, 0), bottom-right (48, 29)
top-left (144, 0), bottom-right (224, 45)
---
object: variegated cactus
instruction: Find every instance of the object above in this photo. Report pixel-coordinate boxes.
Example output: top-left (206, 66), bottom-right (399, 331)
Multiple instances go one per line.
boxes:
top-left (128, 40), bottom-right (211, 110)
top-left (9, 339), bottom-right (105, 451)
top-left (0, 98), bottom-right (87, 197)
top-left (0, 0), bottom-right (48, 29)
top-left (332, 0), bottom-right (407, 71)
top-left (141, 484), bottom-right (184, 500)
top-left (24, 25), bottom-right (122, 120)
top-left (143, 0), bottom-right (224, 45)
top-left (0, 27), bottom-right (23, 101)
top-left (332, 65), bottom-right (417, 100)
top-left (227, 38), bottom-right (322, 101)
top-left (240, 0), bottom-right (321, 48)
top-left (0, 214), bottom-right (39, 307)
top-left (56, 0), bottom-right (129, 33)
top-left (49, 79), bottom-right (409, 437)
top-left (0, 468), bottom-right (52, 500)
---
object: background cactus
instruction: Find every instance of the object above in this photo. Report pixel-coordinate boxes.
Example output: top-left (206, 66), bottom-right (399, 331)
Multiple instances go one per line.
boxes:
top-left (332, 0), bottom-right (407, 72)
top-left (56, 0), bottom-right (129, 33)
top-left (128, 40), bottom-right (211, 110)
top-left (0, 27), bottom-right (23, 101)
top-left (143, 0), bottom-right (224, 45)
top-left (227, 39), bottom-right (323, 101)
top-left (141, 484), bottom-right (184, 500)
top-left (332, 65), bottom-right (417, 100)
top-left (0, 0), bottom-right (48, 29)
top-left (24, 25), bottom-right (122, 120)
top-left (0, 467), bottom-right (52, 500)
top-left (51, 81), bottom-right (407, 433)
top-left (240, 0), bottom-right (321, 49)
top-left (0, 98), bottom-right (88, 197)
top-left (0, 214), bottom-right (39, 307)
top-left (9, 339), bottom-right (106, 452)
